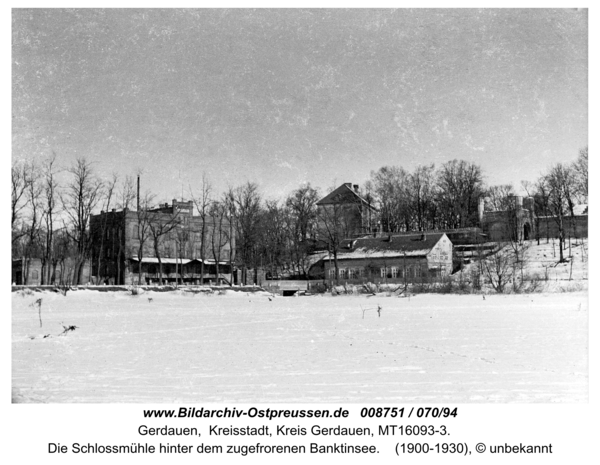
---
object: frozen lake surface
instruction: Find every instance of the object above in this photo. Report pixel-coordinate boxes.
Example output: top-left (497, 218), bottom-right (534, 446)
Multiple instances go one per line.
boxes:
top-left (12, 289), bottom-right (588, 403)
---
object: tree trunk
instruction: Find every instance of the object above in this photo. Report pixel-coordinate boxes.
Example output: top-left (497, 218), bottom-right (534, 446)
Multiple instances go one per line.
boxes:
top-left (154, 241), bottom-right (163, 285)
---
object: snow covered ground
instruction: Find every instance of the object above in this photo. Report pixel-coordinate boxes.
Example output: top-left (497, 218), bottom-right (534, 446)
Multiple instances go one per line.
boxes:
top-left (12, 288), bottom-right (588, 403)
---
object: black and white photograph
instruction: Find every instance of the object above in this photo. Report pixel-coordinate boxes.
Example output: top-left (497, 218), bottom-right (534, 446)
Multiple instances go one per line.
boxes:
top-left (11, 7), bottom-right (588, 409)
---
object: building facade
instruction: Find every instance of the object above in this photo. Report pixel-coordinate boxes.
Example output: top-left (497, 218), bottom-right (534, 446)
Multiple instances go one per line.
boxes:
top-left (316, 183), bottom-right (377, 239)
top-left (536, 204), bottom-right (588, 241)
top-left (12, 257), bottom-right (91, 286)
top-left (323, 233), bottom-right (453, 283)
top-left (479, 195), bottom-right (588, 242)
top-left (89, 199), bottom-right (235, 285)
top-left (480, 196), bottom-right (536, 242)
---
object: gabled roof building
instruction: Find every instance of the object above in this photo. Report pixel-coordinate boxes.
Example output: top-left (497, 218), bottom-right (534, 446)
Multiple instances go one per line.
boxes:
top-left (323, 232), bottom-right (453, 282)
top-left (316, 182), bottom-right (378, 239)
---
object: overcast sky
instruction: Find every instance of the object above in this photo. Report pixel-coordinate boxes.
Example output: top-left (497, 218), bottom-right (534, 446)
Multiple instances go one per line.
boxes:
top-left (12, 8), bottom-right (587, 203)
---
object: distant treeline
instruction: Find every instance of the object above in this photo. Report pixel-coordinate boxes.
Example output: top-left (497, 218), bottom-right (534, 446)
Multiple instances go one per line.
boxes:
top-left (12, 147), bottom-right (587, 284)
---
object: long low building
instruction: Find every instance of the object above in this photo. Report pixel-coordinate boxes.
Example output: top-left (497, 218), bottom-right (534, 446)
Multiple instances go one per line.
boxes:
top-left (129, 257), bottom-right (232, 285)
top-left (323, 232), bottom-right (453, 283)
top-left (12, 257), bottom-right (92, 286)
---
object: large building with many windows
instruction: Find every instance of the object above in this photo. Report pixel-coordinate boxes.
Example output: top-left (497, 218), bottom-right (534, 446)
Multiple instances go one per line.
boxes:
top-left (89, 199), bottom-right (235, 285)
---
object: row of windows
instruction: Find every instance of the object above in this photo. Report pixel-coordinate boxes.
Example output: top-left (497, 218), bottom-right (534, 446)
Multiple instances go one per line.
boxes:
top-left (328, 266), bottom-right (436, 279)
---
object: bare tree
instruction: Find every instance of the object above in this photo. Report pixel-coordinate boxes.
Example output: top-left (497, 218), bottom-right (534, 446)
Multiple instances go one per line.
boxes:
top-left (189, 173), bottom-right (212, 284)
top-left (285, 183), bottom-right (320, 241)
top-left (368, 166), bottom-right (410, 232)
top-left (406, 164), bottom-right (436, 231)
top-left (61, 158), bottom-right (104, 284)
top-left (230, 182), bottom-right (263, 285)
top-left (93, 173), bottom-right (118, 284)
top-left (21, 162), bottom-right (43, 283)
top-left (148, 209), bottom-right (181, 285)
top-left (572, 146), bottom-right (588, 201)
top-left (485, 184), bottom-right (517, 211)
top-left (135, 192), bottom-right (154, 285)
top-left (285, 183), bottom-right (320, 278)
top-left (223, 189), bottom-right (238, 284)
top-left (481, 245), bottom-right (515, 293)
top-left (507, 229), bottom-right (530, 291)
top-left (436, 159), bottom-right (485, 229)
top-left (544, 163), bottom-right (575, 263)
top-left (11, 159), bottom-right (33, 247)
top-left (40, 153), bottom-right (60, 284)
top-left (53, 226), bottom-right (76, 285)
top-left (316, 190), bottom-right (362, 284)
top-left (260, 200), bottom-right (290, 278)
top-left (112, 175), bottom-right (137, 284)
top-left (209, 200), bottom-right (233, 285)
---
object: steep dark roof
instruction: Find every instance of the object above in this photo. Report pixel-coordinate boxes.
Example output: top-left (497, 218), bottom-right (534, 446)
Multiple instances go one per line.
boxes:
top-left (337, 233), bottom-right (448, 259)
top-left (317, 183), bottom-right (375, 209)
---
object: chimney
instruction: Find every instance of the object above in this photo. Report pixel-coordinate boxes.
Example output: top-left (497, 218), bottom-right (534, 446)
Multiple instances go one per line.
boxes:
top-left (353, 184), bottom-right (359, 193)
top-left (478, 197), bottom-right (485, 223)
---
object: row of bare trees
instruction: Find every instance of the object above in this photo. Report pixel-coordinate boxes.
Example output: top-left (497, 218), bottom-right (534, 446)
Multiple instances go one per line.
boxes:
top-left (12, 155), bottom-right (145, 285)
top-left (12, 148), bottom-right (587, 285)
top-left (12, 156), bottom-right (105, 285)
top-left (224, 182), bottom-right (321, 283)
top-left (521, 147), bottom-right (588, 262)
top-left (365, 159), bottom-right (486, 232)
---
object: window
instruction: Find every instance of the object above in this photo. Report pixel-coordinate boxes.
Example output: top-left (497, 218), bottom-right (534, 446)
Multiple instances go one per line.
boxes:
top-left (380, 267), bottom-right (386, 278)
top-left (329, 268), bottom-right (336, 278)
top-left (339, 268), bottom-right (346, 279)
top-left (391, 267), bottom-right (398, 278)
top-left (348, 268), bottom-right (355, 279)
top-left (429, 268), bottom-right (441, 278)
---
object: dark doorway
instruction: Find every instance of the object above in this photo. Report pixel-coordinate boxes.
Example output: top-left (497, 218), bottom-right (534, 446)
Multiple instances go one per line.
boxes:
top-left (524, 223), bottom-right (531, 241)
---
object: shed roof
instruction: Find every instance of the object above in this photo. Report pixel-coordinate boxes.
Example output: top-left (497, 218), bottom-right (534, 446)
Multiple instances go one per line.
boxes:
top-left (130, 258), bottom-right (193, 265)
top-left (129, 257), bottom-right (229, 265)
